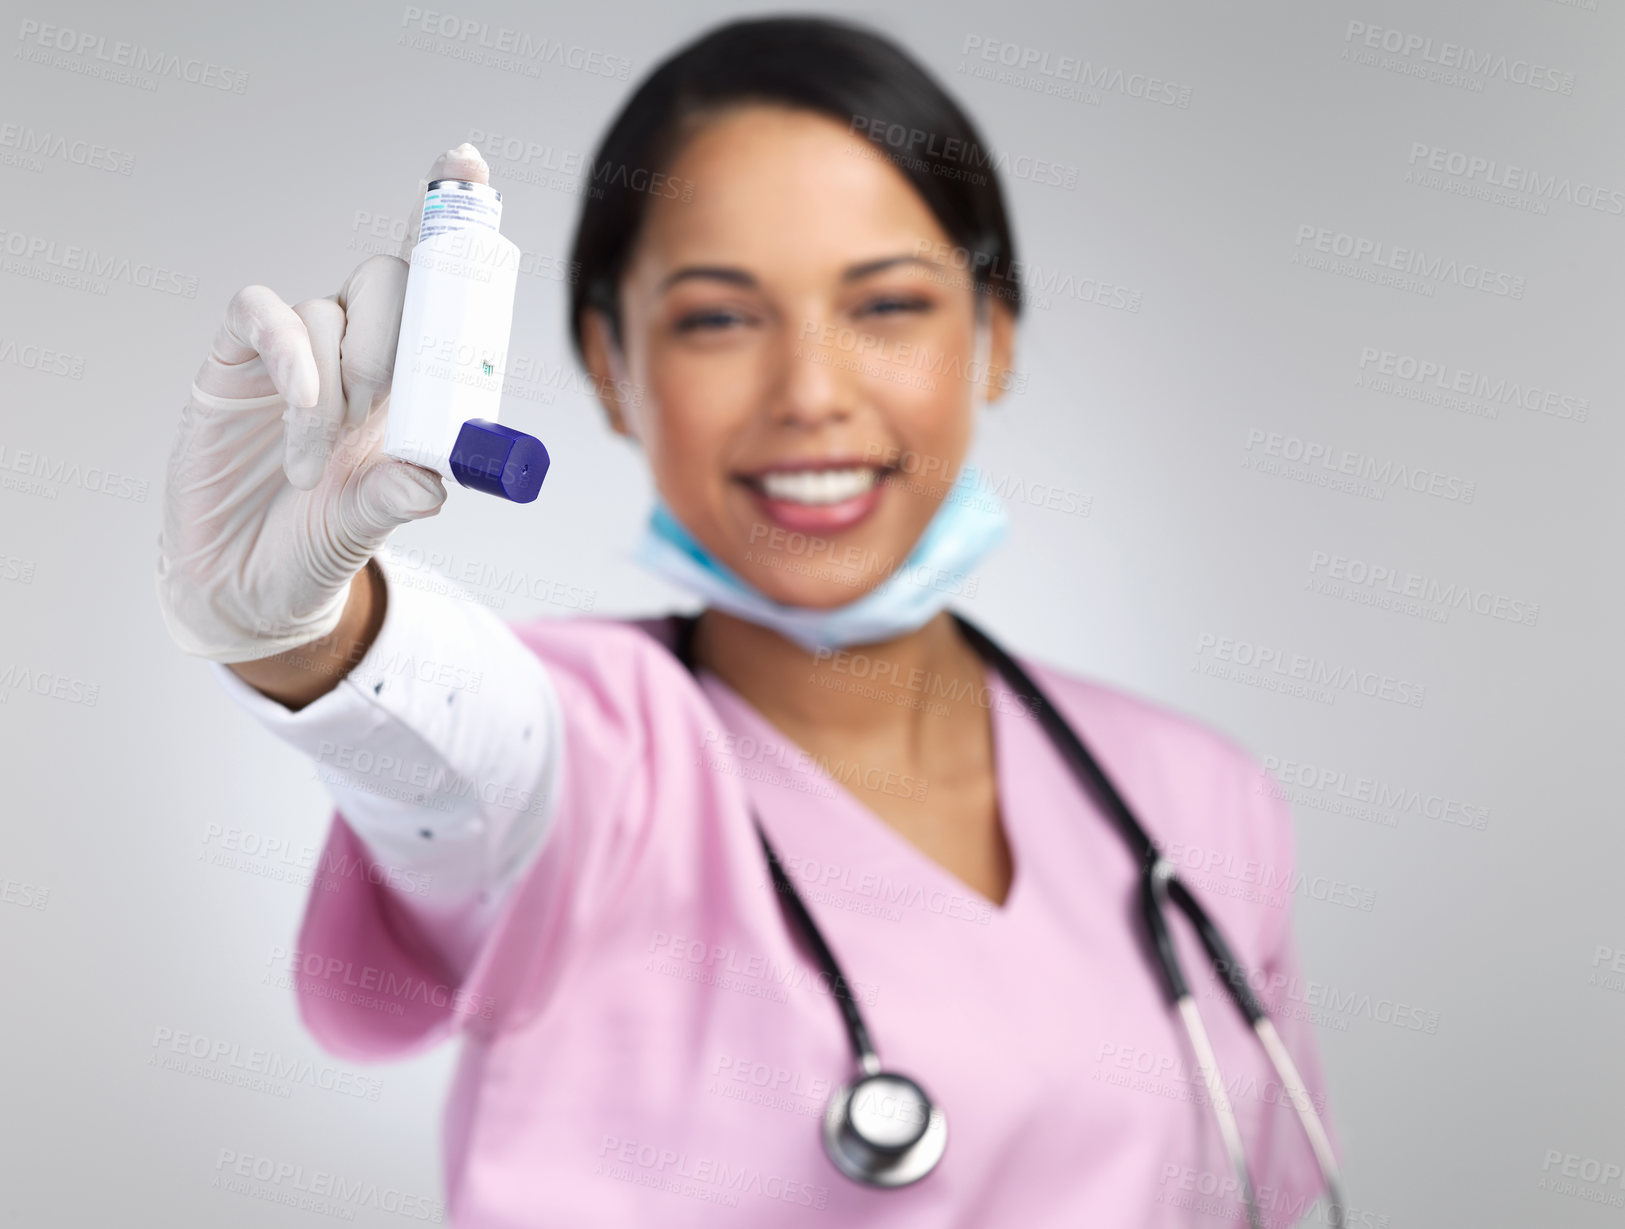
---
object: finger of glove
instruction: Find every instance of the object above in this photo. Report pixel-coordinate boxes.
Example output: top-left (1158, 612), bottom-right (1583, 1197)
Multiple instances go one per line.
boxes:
top-left (283, 298), bottom-right (349, 490)
top-left (398, 142), bottom-right (491, 258)
top-left (201, 284), bottom-right (320, 406)
top-left (345, 456), bottom-right (447, 554)
top-left (335, 254), bottom-right (409, 432)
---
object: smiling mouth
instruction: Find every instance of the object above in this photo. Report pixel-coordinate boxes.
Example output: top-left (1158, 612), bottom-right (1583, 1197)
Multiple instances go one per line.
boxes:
top-left (737, 463), bottom-right (897, 506)
top-left (734, 460), bottom-right (900, 534)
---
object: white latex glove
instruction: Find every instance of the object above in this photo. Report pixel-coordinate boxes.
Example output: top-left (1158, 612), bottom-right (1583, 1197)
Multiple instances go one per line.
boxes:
top-left (156, 144), bottom-right (491, 663)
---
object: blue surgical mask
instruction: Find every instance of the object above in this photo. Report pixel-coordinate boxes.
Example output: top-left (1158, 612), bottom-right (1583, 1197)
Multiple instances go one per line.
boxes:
top-left (633, 461), bottom-right (1007, 651)
top-left (625, 307), bottom-right (1008, 651)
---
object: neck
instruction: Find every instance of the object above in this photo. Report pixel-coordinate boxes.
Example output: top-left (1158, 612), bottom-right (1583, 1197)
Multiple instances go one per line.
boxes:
top-left (689, 607), bottom-right (985, 750)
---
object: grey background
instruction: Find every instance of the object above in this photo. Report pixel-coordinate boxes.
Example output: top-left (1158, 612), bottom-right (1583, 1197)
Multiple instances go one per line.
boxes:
top-left (1, 0), bottom-right (1620, 1224)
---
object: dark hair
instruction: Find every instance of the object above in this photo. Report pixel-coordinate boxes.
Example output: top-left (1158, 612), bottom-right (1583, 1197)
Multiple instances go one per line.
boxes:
top-left (566, 15), bottom-right (1022, 363)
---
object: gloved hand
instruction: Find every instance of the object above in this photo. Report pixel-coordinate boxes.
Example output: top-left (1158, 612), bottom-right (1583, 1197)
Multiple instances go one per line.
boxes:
top-left (156, 144), bottom-right (491, 663)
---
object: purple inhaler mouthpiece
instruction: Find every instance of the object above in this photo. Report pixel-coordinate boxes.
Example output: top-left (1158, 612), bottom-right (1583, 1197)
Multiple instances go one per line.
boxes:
top-left (450, 419), bottom-right (549, 504)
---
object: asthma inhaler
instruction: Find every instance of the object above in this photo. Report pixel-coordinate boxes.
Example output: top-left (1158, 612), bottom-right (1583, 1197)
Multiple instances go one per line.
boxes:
top-left (384, 178), bottom-right (549, 503)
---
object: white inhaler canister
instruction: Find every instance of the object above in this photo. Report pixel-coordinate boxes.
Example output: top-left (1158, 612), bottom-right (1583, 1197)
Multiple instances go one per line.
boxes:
top-left (384, 178), bottom-right (548, 503)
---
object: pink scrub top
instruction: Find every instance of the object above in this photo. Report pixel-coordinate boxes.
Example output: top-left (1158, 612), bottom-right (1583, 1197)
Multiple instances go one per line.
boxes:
top-left (291, 614), bottom-right (1337, 1227)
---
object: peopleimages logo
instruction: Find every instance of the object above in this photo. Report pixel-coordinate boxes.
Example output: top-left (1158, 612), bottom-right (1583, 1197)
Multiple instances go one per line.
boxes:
top-left (1194, 632), bottom-right (1426, 709)
top-left (1258, 755), bottom-right (1490, 832)
top-left (1293, 224), bottom-right (1525, 298)
top-left (647, 932), bottom-right (880, 1007)
top-left (848, 114), bottom-right (1080, 189)
top-left (769, 852), bottom-right (994, 925)
top-left (1340, 21), bottom-right (1576, 94)
top-left (1307, 550), bottom-right (1539, 627)
top-left (267, 944), bottom-right (495, 1021)
top-left (0, 124), bottom-right (135, 173)
top-left (0, 225), bottom-right (200, 298)
top-left (397, 7), bottom-right (632, 79)
top-left (959, 35), bottom-right (1193, 107)
top-left (698, 727), bottom-right (926, 804)
top-left (1243, 428), bottom-right (1476, 504)
top-left (14, 19), bottom-right (251, 92)
top-left (1158, 1164), bottom-right (1393, 1227)
top-left (1355, 346), bottom-right (1589, 423)
top-left (212, 1148), bottom-right (444, 1221)
top-left (1539, 1149), bottom-right (1625, 1209)
top-left (148, 1025), bottom-right (383, 1101)
top-left (595, 1136), bottom-right (828, 1210)
top-left (1406, 144), bottom-right (1624, 215)
top-left (0, 336), bottom-right (86, 379)
top-left (913, 238), bottom-right (1144, 314)
top-left (1160, 839), bottom-right (1377, 911)
top-left (1589, 945), bottom-right (1625, 993)
top-left (1205, 961), bottom-right (1442, 1034)
top-left (0, 661), bottom-right (99, 705)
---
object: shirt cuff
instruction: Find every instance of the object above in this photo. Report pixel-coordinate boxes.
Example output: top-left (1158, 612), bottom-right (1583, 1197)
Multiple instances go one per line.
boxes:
top-left (209, 552), bottom-right (564, 974)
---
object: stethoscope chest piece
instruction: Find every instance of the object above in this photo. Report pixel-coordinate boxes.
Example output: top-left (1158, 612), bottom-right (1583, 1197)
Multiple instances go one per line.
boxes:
top-left (822, 1071), bottom-right (947, 1188)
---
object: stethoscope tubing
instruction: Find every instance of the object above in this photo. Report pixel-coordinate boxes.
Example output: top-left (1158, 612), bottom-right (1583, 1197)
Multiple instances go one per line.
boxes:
top-left (672, 611), bottom-right (1344, 1226)
top-left (755, 822), bottom-right (880, 1073)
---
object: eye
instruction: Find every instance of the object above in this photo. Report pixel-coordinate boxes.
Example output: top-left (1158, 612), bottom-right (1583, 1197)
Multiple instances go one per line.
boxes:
top-left (857, 295), bottom-right (934, 319)
top-left (674, 307), bottom-right (753, 333)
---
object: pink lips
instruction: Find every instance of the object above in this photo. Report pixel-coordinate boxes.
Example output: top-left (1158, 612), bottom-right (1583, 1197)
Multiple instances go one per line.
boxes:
top-left (736, 459), bottom-right (892, 535)
top-left (746, 482), bottom-right (885, 534)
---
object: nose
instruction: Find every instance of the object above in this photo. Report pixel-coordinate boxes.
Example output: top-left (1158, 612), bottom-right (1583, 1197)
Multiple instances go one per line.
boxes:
top-left (771, 317), bottom-right (857, 430)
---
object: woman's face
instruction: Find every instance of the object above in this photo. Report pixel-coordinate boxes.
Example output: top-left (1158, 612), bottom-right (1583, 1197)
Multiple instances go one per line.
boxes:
top-left (585, 105), bottom-right (1014, 609)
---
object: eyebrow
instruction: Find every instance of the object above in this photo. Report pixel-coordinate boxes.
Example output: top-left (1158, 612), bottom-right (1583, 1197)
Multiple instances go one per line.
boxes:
top-left (657, 253), bottom-right (940, 294)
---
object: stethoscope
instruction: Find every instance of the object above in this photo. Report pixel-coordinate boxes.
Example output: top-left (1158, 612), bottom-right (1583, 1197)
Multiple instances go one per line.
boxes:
top-left (672, 612), bottom-right (1346, 1228)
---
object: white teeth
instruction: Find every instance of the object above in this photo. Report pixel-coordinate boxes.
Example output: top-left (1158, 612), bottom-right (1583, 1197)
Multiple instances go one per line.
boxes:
top-left (758, 467), bottom-right (880, 505)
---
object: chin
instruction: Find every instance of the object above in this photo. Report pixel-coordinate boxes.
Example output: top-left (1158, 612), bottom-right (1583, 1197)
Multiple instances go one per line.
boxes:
top-left (733, 559), bottom-right (882, 610)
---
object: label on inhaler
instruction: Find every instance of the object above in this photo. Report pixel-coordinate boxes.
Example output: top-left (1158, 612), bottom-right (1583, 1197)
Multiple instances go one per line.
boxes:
top-left (384, 176), bottom-right (520, 480)
top-left (418, 178), bottom-right (503, 241)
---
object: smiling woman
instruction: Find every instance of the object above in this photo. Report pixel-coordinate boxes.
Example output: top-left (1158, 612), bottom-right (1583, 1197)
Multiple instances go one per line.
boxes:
top-left (573, 44), bottom-right (1017, 595)
top-left (157, 13), bottom-right (1342, 1229)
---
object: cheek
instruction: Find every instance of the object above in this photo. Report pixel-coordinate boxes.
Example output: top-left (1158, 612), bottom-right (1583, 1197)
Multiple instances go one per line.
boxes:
top-left (643, 373), bottom-right (741, 517)
top-left (885, 376), bottom-right (974, 483)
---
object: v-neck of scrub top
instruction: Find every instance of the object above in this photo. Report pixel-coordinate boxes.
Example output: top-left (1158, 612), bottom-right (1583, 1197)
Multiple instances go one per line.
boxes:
top-left (692, 658), bottom-right (1030, 927)
top-left (682, 654), bottom-right (1327, 1227)
top-left (681, 649), bottom-right (1196, 1191)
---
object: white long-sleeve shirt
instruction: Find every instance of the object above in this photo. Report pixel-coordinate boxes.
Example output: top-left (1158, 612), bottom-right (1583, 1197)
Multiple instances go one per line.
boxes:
top-left (209, 554), bottom-right (564, 977)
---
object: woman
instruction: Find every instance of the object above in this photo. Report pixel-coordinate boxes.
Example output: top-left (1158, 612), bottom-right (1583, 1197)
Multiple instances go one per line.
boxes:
top-left (156, 16), bottom-right (1339, 1227)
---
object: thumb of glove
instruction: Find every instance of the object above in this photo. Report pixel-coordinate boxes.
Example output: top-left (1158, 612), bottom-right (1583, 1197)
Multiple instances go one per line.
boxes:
top-left (345, 458), bottom-right (448, 549)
